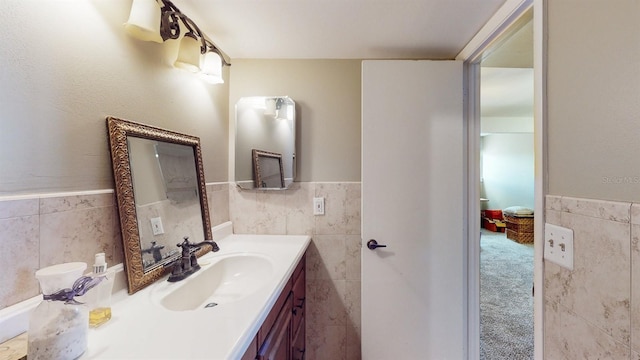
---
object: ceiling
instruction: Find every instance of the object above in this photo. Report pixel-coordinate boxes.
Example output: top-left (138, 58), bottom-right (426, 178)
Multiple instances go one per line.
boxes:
top-left (179, 0), bottom-right (533, 120)
top-left (481, 14), bottom-right (533, 119)
top-left (481, 13), bottom-right (533, 68)
top-left (481, 67), bottom-right (533, 118)
top-left (181, 0), bottom-right (507, 60)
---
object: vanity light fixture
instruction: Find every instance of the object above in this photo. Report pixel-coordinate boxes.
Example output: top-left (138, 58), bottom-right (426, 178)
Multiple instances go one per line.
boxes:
top-left (199, 42), bottom-right (225, 84)
top-left (265, 98), bottom-right (277, 116)
top-left (124, 0), bottom-right (230, 83)
top-left (264, 97), bottom-right (285, 117)
top-left (174, 32), bottom-right (201, 72)
top-left (124, 0), bottom-right (163, 43)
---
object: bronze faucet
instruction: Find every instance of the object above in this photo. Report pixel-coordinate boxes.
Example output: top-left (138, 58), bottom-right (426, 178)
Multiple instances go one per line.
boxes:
top-left (167, 236), bottom-right (219, 282)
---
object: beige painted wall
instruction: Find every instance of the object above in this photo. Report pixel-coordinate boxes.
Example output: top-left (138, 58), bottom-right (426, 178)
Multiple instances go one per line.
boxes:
top-left (0, 3), bottom-right (362, 358)
top-left (545, 1), bottom-right (640, 358)
top-left (0, 0), bottom-right (229, 195)
top-left (229, 60), bottom-right (362, 183)
top-left (547, 0), bottom-right (640, 202)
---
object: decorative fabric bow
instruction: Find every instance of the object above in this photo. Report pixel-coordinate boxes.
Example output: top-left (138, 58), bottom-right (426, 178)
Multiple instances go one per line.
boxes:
top-left (43, 276), bottom-right (105, 304)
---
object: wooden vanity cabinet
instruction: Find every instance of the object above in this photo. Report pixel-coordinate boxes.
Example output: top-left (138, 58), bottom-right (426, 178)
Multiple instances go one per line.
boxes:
top-left (291, 319), bottom-right (305, 360)
top-left (290, 256), bottom-right (306, 359)
top-left (243, 254), bottom-right (306, 360)
top-left (242, 336), bottom-right (258, 360)
top-left (258, 294), bottom-right (293, 360)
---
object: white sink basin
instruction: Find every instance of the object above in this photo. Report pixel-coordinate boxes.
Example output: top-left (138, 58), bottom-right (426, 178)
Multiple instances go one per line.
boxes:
top-left (159, 253), bottom-right (274, 311)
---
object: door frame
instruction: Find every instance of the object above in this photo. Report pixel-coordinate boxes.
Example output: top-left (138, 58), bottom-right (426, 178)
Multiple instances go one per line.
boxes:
top-left (455, 0), bottom-right (545, 358)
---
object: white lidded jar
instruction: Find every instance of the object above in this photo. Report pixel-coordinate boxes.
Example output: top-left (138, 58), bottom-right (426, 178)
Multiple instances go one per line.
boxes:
top-left (28, 262), bottom-right (90, 360)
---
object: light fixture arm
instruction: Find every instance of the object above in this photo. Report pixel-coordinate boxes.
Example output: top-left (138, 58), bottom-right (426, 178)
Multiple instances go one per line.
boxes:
top-left (158, 0), bottom-right (230, 66)
top-left (159, 0), bottom-right (182, 41)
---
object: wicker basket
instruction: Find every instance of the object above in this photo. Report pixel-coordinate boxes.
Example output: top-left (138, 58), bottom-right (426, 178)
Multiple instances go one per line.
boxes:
top-left (506, 229), bottom-right (534, 244)
top-left (504, 215), bottom-right (534, 233)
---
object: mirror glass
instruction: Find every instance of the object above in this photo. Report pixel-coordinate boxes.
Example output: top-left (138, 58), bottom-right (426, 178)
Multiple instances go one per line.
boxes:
top-left (128, 138), bottom-right (205, 269)
top-left (235, 96), bottom-right (296, 190)
top-left (107, 117), bottom-right (212, 294)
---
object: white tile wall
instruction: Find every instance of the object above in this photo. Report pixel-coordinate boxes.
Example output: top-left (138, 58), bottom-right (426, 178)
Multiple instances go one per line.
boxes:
top-left (545, 195), bottom-right (639, 359)
top-left (230, 182), bottom-right (362, 360)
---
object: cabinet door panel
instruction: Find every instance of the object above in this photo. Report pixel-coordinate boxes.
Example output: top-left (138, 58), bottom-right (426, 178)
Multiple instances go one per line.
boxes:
top-left (259, 279), bottom-right (292, 346)
top-left (291, 318), bottom-right (305, 360)
top-left (258, 294), bottom-right (292, 360)
top-left (291, 263), bottom-right (305, 333)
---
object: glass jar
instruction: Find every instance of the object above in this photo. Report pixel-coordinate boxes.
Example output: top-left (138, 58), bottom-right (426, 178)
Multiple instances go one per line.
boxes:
top-left (28, 262), bottom-right (89, 360)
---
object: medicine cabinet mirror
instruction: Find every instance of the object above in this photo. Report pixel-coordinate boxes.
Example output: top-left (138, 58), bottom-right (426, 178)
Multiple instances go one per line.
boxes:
top-left (235, 96), bottom-right (296, 190)
top-left (107, 117), bottom-right (212, 294)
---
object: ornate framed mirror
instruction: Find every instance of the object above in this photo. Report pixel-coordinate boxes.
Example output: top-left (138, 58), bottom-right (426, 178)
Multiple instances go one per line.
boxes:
top-left (252, 149), bottom-right (285, 188)
top-left (107, 117), bottom-right (213, 294)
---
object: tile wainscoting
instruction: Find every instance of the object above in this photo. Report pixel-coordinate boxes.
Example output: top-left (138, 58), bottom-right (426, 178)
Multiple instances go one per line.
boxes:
top-left (544, 195), bottom-right (640, 359)
top-left (229, 182), bottom-right (362, 360)
top-left (0, 184), bottom-right (231, 310)
top-left (0, 192), bottom-right (122, 310)
top-left (0, 181), bottom-right (362, 360)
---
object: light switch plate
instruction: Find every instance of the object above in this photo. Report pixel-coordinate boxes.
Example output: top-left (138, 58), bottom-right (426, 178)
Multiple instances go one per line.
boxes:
top-left (150, 217), bottom-right (164, 235)
top-left (313, 197), bottom-right (325, 215)
top-left (544, 223), bottom-right (574, 270)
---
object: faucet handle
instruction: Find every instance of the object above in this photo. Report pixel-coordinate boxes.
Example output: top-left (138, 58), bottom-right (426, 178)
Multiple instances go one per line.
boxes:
top-left (176, 236), bottom-right (193, 257)
top-left (177, 236), bottom-right (190, 248)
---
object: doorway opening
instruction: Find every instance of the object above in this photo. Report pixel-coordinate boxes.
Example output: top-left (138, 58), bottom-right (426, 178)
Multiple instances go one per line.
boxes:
top-left (477, 8), bottom-right (535, 360)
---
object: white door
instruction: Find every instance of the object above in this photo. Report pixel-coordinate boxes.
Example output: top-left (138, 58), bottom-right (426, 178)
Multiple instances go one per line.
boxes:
top-left (362, 60), bottom-right (465, 359)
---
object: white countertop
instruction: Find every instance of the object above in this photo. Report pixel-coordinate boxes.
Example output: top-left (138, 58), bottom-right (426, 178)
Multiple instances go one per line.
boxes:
top-left (82, 225), bottom-right (310, 359)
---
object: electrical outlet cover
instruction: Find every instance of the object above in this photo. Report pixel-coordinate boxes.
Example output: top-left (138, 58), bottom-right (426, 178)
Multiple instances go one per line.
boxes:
top-left (544, 223), bottom-right (574, 270)
top-left (313, 197), bottom-right (325, 215)
top-left (150, 217), bottom-right (164, 235)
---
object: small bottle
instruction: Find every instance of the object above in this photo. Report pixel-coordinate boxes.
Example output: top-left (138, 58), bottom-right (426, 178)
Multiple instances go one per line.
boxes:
top-left (87, 253), bottom-right (114, 327)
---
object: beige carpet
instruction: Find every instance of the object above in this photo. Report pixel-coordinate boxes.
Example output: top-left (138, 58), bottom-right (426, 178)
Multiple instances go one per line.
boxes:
top-left (479, 229), bottom-right (534, 360)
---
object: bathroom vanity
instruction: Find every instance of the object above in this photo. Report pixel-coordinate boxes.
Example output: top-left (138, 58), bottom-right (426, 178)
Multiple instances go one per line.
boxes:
top-left (0, 223), bottom-right (309, 360)
top-left (81, 222), bottom-right (310, 359)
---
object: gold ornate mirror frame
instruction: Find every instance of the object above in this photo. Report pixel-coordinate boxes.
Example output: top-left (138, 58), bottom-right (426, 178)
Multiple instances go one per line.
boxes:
top-left (252, 149), bottom-right (285, 189)
top-left (107, 117), bottom-right (212, 293)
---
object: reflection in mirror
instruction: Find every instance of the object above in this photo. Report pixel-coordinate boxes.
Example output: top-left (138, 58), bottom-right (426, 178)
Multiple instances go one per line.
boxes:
top-left (235, 96), bottom-right (296, 190)
top-left (107, 117), bottom-right (212, 294)
top-left (128, 138), bottom-right (205, 270)
top-left (252, 149), bottom-right (284, 188)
